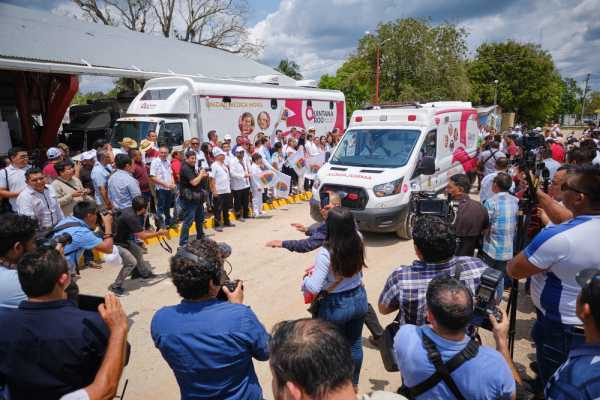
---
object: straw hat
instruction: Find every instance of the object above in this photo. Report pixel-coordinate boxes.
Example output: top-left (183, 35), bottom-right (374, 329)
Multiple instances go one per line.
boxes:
top-left (119, 137), bottom-right (138, 149)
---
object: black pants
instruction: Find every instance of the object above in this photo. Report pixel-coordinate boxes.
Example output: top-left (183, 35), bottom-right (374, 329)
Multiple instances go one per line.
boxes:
top-left (304, 178), bottom-right (314, 192)
top-left (213, 193), bottom-right (232, 225)
top-left (232, 187), bottom-right (250, 218)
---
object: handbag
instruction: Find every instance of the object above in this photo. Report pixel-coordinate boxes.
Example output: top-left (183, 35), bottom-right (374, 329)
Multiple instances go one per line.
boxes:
top-left (307, 277), bottom-right (343, 318)
top-left (380, 316), bottom-right (401, 372)
top-left (181, 187), bottom-right (205, 203)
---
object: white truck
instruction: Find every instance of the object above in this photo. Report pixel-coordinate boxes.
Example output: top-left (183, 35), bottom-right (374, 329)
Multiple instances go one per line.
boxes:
top-left (111, 75), bottom-right (346, 148)
top-left (311, 102), bottom-right (480, 239)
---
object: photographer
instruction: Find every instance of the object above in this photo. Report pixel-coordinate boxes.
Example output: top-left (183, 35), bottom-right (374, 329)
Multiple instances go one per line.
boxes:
top-left (60, 293), bottom-right (129, 400)
top-left (536, 164), bottom-right (575, 226)
top-left (151, 238), bottom-right (269, 399)
top-left (0, 248), bottom-right (108, 399)
top-left (395, 275), bottom-right (517, 400)
top-left (53, 201), bottom-right (117, 297)
top-left (479, 157), bottom-right (513, 204)
top-left (109, 196), bottom-right (168, 295)
top-left (178, 150), bottom-right (208, 246)
top-left (544, 268), bottom-right (600, 399)
top-left (478, 141), bottom-right (505, 177)
top-left (0, 214), bottom-right (37, 309)
top-left (446, 174), bottom-right (489, 257)
top-left (379, 215), bottom-right (488, 325)
top-left (508, 165), bottom-right (600, 386)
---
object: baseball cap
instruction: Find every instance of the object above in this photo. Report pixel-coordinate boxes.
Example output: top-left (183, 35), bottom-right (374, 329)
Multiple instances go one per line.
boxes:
top-left (576, 268), bottom-right (600, 288)
top-left (212, 147), bottom-right (225, 157)
top-left (46, 147), bottom-right (62, 160)
top-left (234, 147), bottom-right (245, 154)
top-left (224, 134), bottom-right (232, 141)
top-left (80, 150), bottom-right (96, 161)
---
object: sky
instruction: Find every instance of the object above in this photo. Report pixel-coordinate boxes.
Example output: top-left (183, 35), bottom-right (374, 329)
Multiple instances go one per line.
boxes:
top-left (3, 0), bottom-right (600, 92)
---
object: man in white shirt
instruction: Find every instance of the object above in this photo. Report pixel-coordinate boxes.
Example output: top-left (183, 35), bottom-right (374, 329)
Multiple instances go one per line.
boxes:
top-left (229, 147), bottom-right (251, 221)
top-left (185, 138), bottom-right (208, 170)
top-left (222, 142), bottom-right (235, 167)
top-left (17, 167), bottom-right (64, 229)
top-left (0, 147), bottom-right (29, 212)
top-left (209, 148), bottom-right (234, 232)
top-left (305, 130), bottom-right (321, 157)
top-left (480, 157), bottom-right (514, 204)
top-left (149, 146), bottom-right (176, 228)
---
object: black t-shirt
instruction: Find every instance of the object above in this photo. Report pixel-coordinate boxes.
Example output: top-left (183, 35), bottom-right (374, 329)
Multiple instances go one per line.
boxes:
top-left (180, 162), bottom-right (204, 192)
top-left (114, 207), bottom-right (143, 244)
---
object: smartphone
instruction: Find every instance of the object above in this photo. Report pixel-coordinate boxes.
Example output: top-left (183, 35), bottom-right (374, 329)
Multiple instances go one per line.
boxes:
top-left (78, 294), bottom-right (104, 312)
top-left (320, 192), bottom-right (330, 208)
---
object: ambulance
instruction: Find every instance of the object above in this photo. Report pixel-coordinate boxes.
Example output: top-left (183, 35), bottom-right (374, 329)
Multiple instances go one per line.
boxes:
top-left (311, 102), bottom-right (480, 239)
top-left (111, 75), bottom-right (346, 148)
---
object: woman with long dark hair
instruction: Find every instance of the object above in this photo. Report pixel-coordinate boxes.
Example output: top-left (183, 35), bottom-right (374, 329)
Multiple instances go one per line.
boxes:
top-left (302, 207), bottom-right (368, 387)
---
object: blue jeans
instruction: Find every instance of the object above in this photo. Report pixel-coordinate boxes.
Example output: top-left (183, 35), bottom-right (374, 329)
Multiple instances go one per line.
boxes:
top-left (317, 285), bottom-right (368, 384)
top-left (156, 189), bottom-right (174, 227)
top-left (531, 309), bottom-right (585, 385)
top-left (179, 198), bottom-right (204, 246)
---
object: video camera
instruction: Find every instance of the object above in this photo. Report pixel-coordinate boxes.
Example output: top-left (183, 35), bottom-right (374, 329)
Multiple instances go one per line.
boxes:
top-left (35, 231), bottom-right (72, 249)
top-left (409, 191), bottom-right (456, 224)
top-left (471, 268), bottom-right (504, 331)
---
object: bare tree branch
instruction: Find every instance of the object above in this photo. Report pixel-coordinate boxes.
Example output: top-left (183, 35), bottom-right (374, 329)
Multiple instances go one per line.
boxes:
top-left (72, 0), bottom-right (114, 25)
top-left (151, 0), bottom-right (176, 37)
top-left (105, 0), bottom-right (152, 32)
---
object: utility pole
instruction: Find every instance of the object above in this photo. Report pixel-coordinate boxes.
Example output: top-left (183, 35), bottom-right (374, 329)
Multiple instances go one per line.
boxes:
top-left (581, 73), bottom-right (591, 123)
top-left (375, 45), bottom-right (381, 105)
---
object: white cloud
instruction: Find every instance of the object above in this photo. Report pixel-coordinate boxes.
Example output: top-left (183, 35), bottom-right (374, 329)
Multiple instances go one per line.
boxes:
top-left (249, 0), bottom-right (600, 88)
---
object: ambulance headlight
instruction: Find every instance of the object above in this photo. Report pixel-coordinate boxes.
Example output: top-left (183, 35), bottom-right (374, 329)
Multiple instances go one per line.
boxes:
top-left (373, 178), bottom-right (403, 197)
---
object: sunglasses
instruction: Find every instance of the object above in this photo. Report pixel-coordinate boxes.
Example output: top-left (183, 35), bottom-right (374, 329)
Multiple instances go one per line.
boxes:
top-left (561, 182), bottom-right (591, 196)
top-left (191, 142), bottom-right (200, 146)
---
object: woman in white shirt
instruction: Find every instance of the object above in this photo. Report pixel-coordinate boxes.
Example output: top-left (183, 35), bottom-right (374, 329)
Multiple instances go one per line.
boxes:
top-left (250, 153), bottom-right (271, 217)
top-left (302, 207), bottom-right (368, 388)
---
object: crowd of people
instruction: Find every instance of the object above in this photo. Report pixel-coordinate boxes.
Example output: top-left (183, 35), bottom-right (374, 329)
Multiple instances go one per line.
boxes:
top-left (0, 123), bottom-right (600, 400)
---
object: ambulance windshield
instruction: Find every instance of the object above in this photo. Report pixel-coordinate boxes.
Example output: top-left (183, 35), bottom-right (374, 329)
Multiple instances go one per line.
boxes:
top-left (330, 129), bottom-right (421, 168)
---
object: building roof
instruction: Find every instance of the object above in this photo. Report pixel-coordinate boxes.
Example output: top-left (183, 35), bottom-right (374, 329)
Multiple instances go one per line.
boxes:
top-left (0, 3), bottom-right (294, 84)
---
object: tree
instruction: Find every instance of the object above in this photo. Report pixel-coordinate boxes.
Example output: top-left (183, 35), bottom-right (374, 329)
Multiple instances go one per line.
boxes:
top-left (468, 41), bottom-right (562, 125)
top-left (319, 18), bottom-right (471, 113)
top-left (584, 91), bottom-right (600, 115)
top-left (72, 0), bottom-right (261, 55)
top-left (275, 59), bottom-right (303, 80)
top-left (556, 77), bottom-right (582, 120)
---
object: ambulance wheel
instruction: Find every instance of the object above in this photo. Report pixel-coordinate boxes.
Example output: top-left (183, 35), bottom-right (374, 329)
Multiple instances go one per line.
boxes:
top-left (395, 209), bottom-right (413, 240)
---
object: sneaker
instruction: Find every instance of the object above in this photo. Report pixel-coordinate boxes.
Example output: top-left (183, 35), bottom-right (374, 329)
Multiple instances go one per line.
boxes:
top-left (109, 284), bottom-right (126, 296)
top-left (141, 273), bottom-right (158, 280)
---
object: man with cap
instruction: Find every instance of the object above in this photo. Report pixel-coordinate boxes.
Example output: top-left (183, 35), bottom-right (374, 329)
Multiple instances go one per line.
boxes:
top-left (43, 147), bottom-right (64, 180)
top-left (223, 134), bottom-right (232, 145)
top-left (209, 147), bottom-right (234, 232)
top-left (78, 151), bottom-right (96, 197)
top-left (544, 268), bottom-right (600, 399)
top-left (116, 137), bottom-right (138, 155)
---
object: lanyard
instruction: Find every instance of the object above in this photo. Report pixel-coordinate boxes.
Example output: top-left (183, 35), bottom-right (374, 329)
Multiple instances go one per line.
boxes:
top-left (36, 190), bottom-right (55, 226)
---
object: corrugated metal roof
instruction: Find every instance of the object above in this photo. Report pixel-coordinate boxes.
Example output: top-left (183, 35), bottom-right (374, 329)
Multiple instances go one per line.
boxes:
top-left (0, 3), bottom-right (294, 84)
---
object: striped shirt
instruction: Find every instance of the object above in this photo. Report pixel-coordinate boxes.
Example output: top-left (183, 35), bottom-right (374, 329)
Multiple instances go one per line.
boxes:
top-left (483, 192), bottom-right (519, 261)
top-left (525, 215), bottom-right (600, 325)
top-left (378, 257), bottom-right (488, 325)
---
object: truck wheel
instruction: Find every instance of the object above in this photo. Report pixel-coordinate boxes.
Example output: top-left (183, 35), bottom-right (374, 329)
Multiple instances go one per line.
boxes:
top-left (310, 202), bottom-right (324, 222)
top-left (395, 209), bottom-right (413, 240)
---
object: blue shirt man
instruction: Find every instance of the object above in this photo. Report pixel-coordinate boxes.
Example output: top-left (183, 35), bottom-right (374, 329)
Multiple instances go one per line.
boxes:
top-left (107, 169), bottom-right (141, 211)
top-left (151, 300), bottom-right (269, 400)
top-left (151, 240), bottom-right (269, 400)
top-left (54, 216), bottom-right (102, 273)
top-left (91, 160), bottom-right (111, 206)
top-left (0, 264), bottom-right (26, 309)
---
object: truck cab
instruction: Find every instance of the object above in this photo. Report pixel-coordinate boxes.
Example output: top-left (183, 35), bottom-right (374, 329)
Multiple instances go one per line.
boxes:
top-left (111, 116), bottom-right (191, 150)
top-left (310, 102), bottom-right (479, 239)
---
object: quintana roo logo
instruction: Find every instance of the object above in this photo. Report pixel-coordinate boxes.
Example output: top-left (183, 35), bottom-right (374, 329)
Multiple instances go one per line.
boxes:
top-left (260, 172), bottom-right (275, 185)
top-left (295, 158), bottom-right (306, 169)
top-left (305, 105), bottom-right (315, 122)
top-left (276, 181), bottom-right (289, 191)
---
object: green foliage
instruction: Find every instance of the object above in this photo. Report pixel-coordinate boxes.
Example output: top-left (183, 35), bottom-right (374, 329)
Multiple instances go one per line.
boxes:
top-left (319, 18), bottom-right (471, 115)
top-left (275, 59), bottom-right (303, 80)
top-left (71, 91), bottom-right (108, 105)
top-left (585, 91), bottom-right (600, 115)
top-left (468, 41), bottom-right (562, 125)
top-left (557, 78), bottom-right (582, 118)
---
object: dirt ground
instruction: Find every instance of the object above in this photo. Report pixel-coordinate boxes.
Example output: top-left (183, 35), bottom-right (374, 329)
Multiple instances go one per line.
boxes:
top-left (78, 200), bottom-right (538, 399)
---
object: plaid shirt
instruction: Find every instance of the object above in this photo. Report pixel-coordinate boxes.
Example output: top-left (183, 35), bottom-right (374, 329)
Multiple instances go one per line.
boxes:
top-left (482, 192), bottom-right (519, 261)
top-left (378, 256), bottom-right (488, 325)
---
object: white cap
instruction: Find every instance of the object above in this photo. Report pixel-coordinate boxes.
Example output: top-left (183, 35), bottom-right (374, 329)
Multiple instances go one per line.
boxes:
top-left (80, 150), bottom-right (96, 161)
top-left (224, 134), bottom-right (232, 141)
top-left (46, 147), bottom-right (62, 160)
top-left (212, 147), bottom-right (225, 157)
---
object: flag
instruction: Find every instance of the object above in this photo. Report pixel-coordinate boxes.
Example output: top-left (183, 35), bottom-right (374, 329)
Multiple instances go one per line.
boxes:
top-left (274, 171), bottom-right (292, 198)
top-left (304, 153), bottom-right (325, 177)
top-left (253, 170), bottom-right (276, 188)
top-left (288, 149), bottom-right (306, 176)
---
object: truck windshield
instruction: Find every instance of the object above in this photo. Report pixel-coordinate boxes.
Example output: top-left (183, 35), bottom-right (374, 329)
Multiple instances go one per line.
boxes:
top-left (329, 129), bottom-right (421, 168)
top-left (111, 121), bottom-right (157, 147)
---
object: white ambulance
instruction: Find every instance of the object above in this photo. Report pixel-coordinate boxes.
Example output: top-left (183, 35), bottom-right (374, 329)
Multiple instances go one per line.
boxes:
top-left (311, 102), bottom-right (480, 239)
top-left (111, 75), bottom-right (346, 148)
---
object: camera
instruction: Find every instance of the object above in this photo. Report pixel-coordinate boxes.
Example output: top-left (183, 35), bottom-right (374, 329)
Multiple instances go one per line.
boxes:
top-left (217, 279), bottom-right (243, 301)
top-left (471, 268), bottom-right (503, 331)
top-left (521, 130), bottom-right (545, 152)
top-left (36, 232), bottom-right (72, 249)
top-left (409, 191), bottom-right (456, 223)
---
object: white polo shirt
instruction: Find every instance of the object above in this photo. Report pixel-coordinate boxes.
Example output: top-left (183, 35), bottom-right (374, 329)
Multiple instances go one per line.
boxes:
top-left (209, 162), bottom-right (231, 195)
top-left (149, 158), bottom-right (174, 190)
top-left (525, 215), bottom-right (600, 325)
top-left (0, 164), bottom-right (28, 209)
top-left (16, 185), bottom-right (64, 229)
